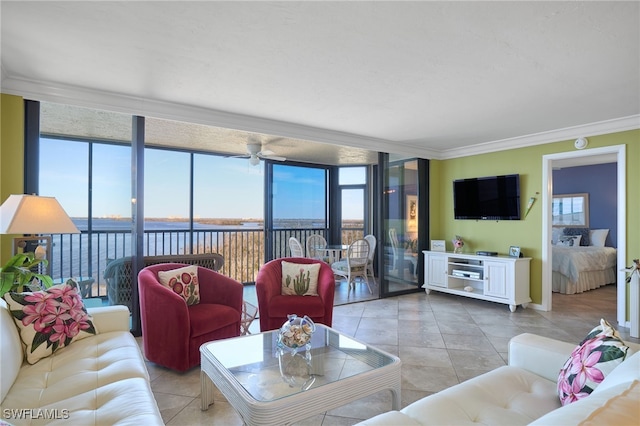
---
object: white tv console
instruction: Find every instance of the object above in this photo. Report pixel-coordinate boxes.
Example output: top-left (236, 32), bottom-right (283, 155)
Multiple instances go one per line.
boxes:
top-left (422, 251), bottom-right (531, 312)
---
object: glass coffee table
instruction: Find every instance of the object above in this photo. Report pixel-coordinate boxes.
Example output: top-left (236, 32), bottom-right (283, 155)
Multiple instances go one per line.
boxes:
top-left (200, 324), bottom-right (401, 425)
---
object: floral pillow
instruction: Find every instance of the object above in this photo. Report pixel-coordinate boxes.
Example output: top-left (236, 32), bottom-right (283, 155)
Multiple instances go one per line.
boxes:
top-left (3, 280), bottom-right (98, 364)
top-left (158, 265), bottom-right (200, 305)
top-left (558, 235), bottom-right (581, 247)
top-left (557, 318), bottom-right (630, 405)
top-left (281, 261), bottom-right (320, 296)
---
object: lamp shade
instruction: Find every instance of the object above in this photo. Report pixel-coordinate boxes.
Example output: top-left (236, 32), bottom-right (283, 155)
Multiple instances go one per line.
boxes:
top-left (0, 194), bottom-right (80, 234)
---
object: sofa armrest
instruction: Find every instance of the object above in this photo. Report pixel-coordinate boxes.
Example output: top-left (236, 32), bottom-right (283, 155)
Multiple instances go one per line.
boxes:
top-left (87, 305), bottom-right (131, 333)
top-left (508, 333), bottom-right (575, 382)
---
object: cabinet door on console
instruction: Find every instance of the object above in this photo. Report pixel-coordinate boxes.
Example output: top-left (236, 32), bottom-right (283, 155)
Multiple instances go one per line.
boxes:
top-left (484, 260), bottom-right (509, 299)
top-left (426, 254), bottom-right (446, 287)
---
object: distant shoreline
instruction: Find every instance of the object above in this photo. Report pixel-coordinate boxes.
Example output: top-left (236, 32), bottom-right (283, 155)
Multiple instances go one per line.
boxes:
top-left (72, 217), bottom-right (363, 227)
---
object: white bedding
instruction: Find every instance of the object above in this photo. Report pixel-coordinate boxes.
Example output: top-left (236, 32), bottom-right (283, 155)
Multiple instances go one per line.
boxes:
top-left (552, 246), bottom-right (617, 286)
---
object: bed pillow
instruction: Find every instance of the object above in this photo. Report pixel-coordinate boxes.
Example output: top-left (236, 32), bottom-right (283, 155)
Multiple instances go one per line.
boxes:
top-left (558, 235), bottom-right (581, 247)
top-left (552, 227), bottom-right (565, 245)
top-left (590, 229), bottom-right (609, 247)
top-left (557, 319), bottom-right (630, 406)
top-left (563, 227), bottom-right (590, 246)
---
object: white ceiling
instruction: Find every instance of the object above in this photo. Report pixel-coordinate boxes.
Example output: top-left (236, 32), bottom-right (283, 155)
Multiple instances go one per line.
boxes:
top-left (2, 1), bottom-right (639, 164)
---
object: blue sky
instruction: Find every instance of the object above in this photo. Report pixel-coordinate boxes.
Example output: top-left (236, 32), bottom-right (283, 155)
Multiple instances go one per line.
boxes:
top-left (39, 138), bottom-right (363, 220)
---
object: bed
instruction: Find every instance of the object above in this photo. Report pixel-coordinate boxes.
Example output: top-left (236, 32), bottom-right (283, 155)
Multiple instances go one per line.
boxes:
top-left (552, 245), bottom-right (617, 294)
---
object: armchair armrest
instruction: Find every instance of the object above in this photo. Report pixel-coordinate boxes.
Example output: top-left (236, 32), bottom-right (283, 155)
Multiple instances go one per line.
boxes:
top-left (508, 333), bottom-right (575, 382)
top-left (87, 305), bottom-right (131, 333)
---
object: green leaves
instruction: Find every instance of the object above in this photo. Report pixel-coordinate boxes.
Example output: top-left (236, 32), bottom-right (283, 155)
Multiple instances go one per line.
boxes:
top-left (0, 252), bottom-right (53, 296)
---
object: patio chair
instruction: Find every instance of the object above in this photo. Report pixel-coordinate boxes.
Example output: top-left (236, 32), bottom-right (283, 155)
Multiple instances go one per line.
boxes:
top-left (389, 228), bottom-right (418, 277)
top-left (288, 237), bottom-right (305, 257)
top-left (255, 257), bottom-right (335, 331)
top-left (364, 234), bottom-right (377, 279)
top-left (306, 234), bottom-right (331, 263)
top-left (138, 263), bottom-right (243, 371)
top-left (332, 239), bottom-right (372, 294)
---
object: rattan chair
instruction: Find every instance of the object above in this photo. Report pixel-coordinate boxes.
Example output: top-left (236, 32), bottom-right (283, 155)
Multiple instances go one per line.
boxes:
top-left (332, 239), bottom-right (372, 294)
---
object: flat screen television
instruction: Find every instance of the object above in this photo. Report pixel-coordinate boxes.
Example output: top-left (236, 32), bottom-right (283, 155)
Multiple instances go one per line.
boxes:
top-left (453, 174), bottom-right (521, 220)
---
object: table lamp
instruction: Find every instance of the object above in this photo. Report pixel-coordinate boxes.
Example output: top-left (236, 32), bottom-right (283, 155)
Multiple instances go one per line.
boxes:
top-left (0, 194), bottom-right (80, 266)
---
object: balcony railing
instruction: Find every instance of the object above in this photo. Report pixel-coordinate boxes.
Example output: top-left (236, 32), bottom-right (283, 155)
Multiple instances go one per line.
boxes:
top-left (43, 227), bottom-right (350, 299)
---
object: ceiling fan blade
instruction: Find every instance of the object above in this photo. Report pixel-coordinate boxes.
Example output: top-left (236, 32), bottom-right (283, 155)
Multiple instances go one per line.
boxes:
top-left (261, 155), bottom-right (286, 162)
top-left (257, 150), bottom-right (286, 161)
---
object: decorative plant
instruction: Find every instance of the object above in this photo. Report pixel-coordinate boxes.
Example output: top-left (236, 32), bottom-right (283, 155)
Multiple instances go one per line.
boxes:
top-left (452, 235), bottom-right (464, 253)
top-left (0, 252), bottom-right (54, 297)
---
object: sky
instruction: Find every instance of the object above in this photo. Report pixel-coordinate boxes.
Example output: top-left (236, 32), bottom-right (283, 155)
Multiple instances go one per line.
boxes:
top-left (39, 138), bottom-right (364, 220)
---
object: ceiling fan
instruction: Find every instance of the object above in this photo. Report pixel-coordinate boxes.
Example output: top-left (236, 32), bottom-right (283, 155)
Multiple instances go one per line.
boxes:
top-left (236, 142), bottom-right (286, 166)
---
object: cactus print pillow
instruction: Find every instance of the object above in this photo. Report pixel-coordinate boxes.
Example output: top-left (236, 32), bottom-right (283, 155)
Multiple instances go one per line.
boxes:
top-left (281, 261), bottom-right (320, 296)
top-left (158, 265), bottom-right (200, 305)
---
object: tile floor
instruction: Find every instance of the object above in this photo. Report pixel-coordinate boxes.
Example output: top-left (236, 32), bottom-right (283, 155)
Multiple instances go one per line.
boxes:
top-left (143, 283), bottom-right (638, 425)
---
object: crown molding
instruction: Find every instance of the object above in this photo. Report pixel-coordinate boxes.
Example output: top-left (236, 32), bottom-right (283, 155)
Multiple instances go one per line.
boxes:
top-left (437, 115), bottom-right (640, 160)
top-left (1, 75), bottom-right (435, 159)
top-left (2, 75), bottom-right (637, 161)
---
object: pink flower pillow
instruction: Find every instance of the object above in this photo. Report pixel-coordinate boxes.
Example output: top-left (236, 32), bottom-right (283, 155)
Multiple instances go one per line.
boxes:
top-left (157, 265), bottom-right (200, 305)
top-left (3, 280), bottom-right (98, 364)
top-left (557, 318), bottom-right (630, 405)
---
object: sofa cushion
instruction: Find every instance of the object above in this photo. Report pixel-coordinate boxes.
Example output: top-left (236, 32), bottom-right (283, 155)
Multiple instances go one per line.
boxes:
top-left (1, 299), bottom-right (23, 403)
top-left (357, 411), bottom-right (423, 425)
top-left (281, 261), bottom-right (320, 296)
top-left (0, 330), bottom-right (162, 425)
top-left (378, 366), bottom-right (560, 426)
top-left (557, 319), bottom-right (630, 405)
top-left (406, 366), bottom-right (560, 425)
top-left (158, 264), bottom-right (200, 305)
top-left (3, 281), bottom-right (98, 364)
top-left (531, 380), bottom-right (640, 426)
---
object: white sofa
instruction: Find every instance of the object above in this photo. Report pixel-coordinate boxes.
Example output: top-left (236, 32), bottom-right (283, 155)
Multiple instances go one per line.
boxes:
top-left (1, 299), bottom-right (163, 425)
top-left (359, 333), bottom-right (640, 425)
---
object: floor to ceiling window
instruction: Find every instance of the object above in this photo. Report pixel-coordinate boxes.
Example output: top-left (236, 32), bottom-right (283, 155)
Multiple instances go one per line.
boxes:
top-left (267, 163), bottom-right (328, 258)
top-left (338, 166), bottom-right (367, 244)
top-left (32, 102), bottom-right (381, 312)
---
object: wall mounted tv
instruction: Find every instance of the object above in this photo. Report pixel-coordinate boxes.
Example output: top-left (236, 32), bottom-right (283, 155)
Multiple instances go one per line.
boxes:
top-left (453, 174), bottom-right (521, 220)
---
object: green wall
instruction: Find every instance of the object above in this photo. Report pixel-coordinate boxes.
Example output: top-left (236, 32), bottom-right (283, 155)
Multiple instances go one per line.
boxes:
top-left (0, 94), bottom-right (25, 263)
top-left (430, 131), bottom-right (640, 306)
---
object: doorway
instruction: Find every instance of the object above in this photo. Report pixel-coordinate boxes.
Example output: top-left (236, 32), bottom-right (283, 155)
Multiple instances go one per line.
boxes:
top-left (541, 145), bottom-right (627, 327)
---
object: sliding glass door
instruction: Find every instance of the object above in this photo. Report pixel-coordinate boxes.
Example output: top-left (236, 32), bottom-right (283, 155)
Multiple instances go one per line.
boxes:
top-left (380, 157), bottom-right (428, 297)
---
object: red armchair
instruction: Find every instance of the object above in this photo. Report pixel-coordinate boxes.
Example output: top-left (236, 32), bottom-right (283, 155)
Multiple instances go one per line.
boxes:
top-left (138, 263), bottom-right (243, 371)
top-left (256, 257), bottom-right (335, 331)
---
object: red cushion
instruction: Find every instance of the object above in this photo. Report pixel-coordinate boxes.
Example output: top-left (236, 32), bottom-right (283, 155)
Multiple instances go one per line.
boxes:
top-left (188, 304), bottom-right (240, 337)
top-left (269, 295), bottom-right (325, 318)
